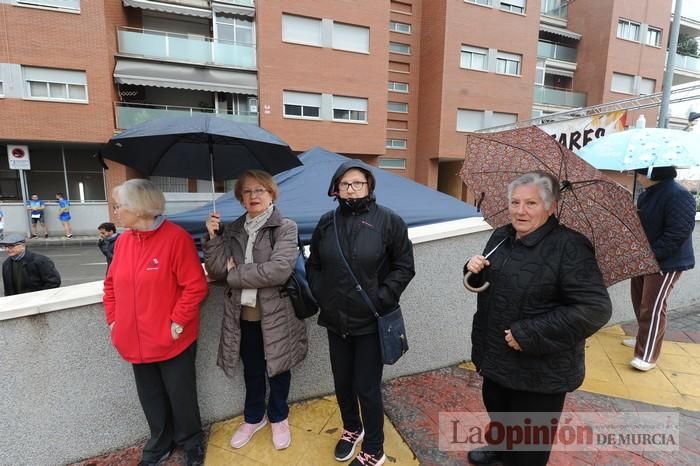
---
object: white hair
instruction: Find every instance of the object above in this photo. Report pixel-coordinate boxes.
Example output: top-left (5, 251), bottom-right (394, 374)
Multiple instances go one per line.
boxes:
top-left (112, 179), bottom-right (165, 216)
top-left (507, 171), bottom-right (560, 209)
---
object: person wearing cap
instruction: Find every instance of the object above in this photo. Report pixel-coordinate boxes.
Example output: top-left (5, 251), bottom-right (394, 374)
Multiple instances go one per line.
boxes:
top-left (1, 233), bottom-right (61, 296)
top-left (307, 160), bottom-right (415, 466)
top-left (625, 166), bottom-right (696, 371)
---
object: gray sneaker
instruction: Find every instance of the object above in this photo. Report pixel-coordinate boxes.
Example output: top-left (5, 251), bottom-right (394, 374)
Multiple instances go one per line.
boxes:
top-left (622, 338), bottom-right (636, 348)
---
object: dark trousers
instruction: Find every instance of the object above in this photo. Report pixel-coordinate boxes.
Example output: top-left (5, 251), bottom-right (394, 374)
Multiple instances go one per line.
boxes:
top-left (328, 330), bottom-right (385, 456)
top-left (240, 319), bottom-right (291, 423)
top-left (631, 271), bottom-right (681, 363)
top-left (482, 377), bottom-right (566, 466)
top-left (132, 342), bottom-right (203, 462)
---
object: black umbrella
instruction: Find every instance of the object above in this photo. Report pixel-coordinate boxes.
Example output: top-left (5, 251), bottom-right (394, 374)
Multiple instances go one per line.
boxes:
top-left (101, 114), bottom-right (301, 208)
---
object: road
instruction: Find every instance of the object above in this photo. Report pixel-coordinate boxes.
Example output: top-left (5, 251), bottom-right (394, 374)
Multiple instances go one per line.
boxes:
top-left (0, 243), bottom-right (107, 294)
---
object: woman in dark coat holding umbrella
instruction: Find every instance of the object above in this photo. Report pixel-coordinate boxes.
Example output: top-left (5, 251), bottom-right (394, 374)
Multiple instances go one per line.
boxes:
top-left (464, 171), bottom-right (612, 466)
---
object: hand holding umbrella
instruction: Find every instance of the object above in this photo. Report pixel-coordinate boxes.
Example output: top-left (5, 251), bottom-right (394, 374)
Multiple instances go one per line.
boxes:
top-left (463, 238), bottom-right (506, 292)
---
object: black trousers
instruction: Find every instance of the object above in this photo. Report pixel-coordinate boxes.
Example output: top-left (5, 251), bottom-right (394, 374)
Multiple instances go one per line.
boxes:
top-left (132, 342), bottom-right (203, 461)
top-left (240, 319), bottom-right (291, 423)
top-left (328, 330), bottom-right (385, 456)
top-left (482, 377), bottom-right (567, 466)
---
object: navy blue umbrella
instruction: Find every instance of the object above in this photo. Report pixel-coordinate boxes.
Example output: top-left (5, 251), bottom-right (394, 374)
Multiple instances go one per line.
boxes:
top-left (169, 147), bottom-right (480, 245)
top-left (101, 114), bottom-right (301, 208)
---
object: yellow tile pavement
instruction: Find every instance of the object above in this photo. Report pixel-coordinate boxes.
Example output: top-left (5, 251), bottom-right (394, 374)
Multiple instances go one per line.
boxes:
top-left (204, 397), bottom-right (419, 466)
top-left (577, 324), bottom-right (700, 411)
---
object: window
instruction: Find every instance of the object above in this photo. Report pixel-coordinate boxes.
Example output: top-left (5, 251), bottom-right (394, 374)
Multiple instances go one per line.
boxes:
top-left (646, 27), bottom-right (662, 47)
top-left (611, 72), bottom-right (635, 94)
top-left (389, 61), bottom-right (410, 73)
top-left (500, 0), bottom-right (525, 14)
top-left (282, 14), bottom-right (322, 46)
top-left (0, 81), bottom-right (3, 97)
top-left (639, 77), bottom-right (655, 95)
top-left (332, 22), bottom-right (370, 53)
top-left (387, 119), bottom-right (408, 130)
top-left (617, 19), bottom-right (641, 42)
top-left (496, 51), bottom-right (521, 75)
top-left (457, 109), bottom-right (485, 132)
top-left (217, 14), bottom-right (254, 44)
top-left (23, 66), bottom-right (87, 102)
top-left (389, 21), bottom-right (411, 34)
top-left (491, 111), bottom-right (518, 127)
top-left (16, 0), bottom-right (79, 11)
top-left (388, 101), bottom-right (408, 113)
top-left (388, 81), bottom-right (409, 93)
top-left (390, 1), bottom-right (411, 14)
top-left (283, 91), bottom-right (321, 118)
top-left (467, 0), bottom-right (492, 6)
top-left (378, 158), bottom-right (406, 169)
top-left (389, 42), bottom-right (411, 54)
top-left (460, 45), bottom-right (488, 71)
top-left (386, 138), bottom-right (407, 149)
top-left (332, 96), bottom-right (368, 122)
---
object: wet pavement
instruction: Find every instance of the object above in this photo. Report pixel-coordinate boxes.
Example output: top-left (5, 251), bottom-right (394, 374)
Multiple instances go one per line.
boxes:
top-left (74, 308), bottom-right (700, 466)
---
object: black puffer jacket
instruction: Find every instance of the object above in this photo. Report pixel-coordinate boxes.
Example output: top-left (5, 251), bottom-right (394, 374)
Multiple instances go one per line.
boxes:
top-left (308, 198), bottom-right (415, 336)
top-left (465, 216), bottom-right (612, 393)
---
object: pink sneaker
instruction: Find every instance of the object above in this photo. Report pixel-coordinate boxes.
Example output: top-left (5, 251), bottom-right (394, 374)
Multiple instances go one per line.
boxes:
top-left (230, 418), bottom-right (267, 449)
top-left (271, 418), bottom-right (291, 450)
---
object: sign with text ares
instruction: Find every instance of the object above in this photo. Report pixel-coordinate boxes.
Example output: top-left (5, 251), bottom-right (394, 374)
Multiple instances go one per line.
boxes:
top-left (7, 145), bottom-right (31, 170)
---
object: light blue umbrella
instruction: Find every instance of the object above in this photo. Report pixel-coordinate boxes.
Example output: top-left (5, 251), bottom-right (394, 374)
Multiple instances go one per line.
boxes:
top-left (577, 128), bottom-right (700, 172)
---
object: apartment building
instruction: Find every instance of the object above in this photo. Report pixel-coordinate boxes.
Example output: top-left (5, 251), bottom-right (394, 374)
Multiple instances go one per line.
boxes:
top-left (0, 0), bottom-right (696, 226)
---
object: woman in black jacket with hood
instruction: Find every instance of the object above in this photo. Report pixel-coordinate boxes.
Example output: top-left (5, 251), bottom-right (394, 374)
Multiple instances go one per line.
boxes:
top-left (307, 160), bottom-right (415, 466)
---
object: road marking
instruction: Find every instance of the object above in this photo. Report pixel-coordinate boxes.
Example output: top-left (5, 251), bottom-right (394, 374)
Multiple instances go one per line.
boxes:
top-left (47, 254), bottom-right (83, 257)
top-left (82, 262), bottom-right (107, 266)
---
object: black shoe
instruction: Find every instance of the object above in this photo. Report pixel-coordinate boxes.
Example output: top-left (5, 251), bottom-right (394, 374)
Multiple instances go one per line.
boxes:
top-left (186, 444), bottom-right (206, 466)
top-left (468, 447), bottom-right (502, 465)
top-left (137, 446), bottom-right (174, 466)
top-left (335, 428), bottom-right (364, 461)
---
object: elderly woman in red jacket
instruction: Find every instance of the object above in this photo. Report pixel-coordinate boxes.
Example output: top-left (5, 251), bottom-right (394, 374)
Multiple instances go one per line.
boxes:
top-left (103, 179), bottom-right (209, 466)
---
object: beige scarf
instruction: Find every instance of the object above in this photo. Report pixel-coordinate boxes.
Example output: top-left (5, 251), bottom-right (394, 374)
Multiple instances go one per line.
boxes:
top-left (240, 204), bottom-right (274, 307)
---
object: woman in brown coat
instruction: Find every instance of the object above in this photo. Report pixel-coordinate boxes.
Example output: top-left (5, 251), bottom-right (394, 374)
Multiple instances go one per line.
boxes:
top-left (203, 170), bottom-right (307, 452)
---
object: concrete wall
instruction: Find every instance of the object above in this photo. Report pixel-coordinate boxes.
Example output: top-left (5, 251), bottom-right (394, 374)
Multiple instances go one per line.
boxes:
top-left (2, 222), bottom-right (700, 465)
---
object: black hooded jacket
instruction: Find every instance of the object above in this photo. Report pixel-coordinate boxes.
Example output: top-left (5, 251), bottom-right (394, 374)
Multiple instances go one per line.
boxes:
top-left (307, 160), bottom-right (416, 336)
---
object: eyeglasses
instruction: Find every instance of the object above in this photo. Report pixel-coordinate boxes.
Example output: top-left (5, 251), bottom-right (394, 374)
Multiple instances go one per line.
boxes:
top-left (241, 188), bottom-right (269, 198)
top-left (338, 181), bottom-right (368, 191)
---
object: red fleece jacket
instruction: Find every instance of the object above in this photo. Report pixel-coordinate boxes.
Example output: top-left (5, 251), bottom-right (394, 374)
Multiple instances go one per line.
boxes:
top-left (103, 220), bottom-right (208, 363)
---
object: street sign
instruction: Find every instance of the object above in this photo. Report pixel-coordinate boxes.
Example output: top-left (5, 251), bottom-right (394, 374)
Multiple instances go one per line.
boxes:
top-left (7, 145), bottom-right (31, 170)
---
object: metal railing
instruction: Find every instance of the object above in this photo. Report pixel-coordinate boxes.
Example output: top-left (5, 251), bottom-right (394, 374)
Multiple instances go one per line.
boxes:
top-left (533, 85), bottom-right (586, 107)
top-left (114, 102), bottom-right (258, 130)
top-left (117, 27), bottom-right (256, 69)
top-left (537, 40), bottom-right (577, 62)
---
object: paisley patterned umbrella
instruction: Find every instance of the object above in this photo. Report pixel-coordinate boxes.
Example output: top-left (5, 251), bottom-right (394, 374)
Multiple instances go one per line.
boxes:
top-left (460, 126), bottom-right (659, 287)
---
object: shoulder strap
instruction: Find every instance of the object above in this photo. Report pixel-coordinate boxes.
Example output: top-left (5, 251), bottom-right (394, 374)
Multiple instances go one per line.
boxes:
top-left (268, 221), bottom-right (302, 254)
top-left (332, 210), bottom-right (380, 318)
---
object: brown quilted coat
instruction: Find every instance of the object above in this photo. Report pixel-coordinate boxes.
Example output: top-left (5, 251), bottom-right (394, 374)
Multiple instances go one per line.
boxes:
top-left (203, 207), bottom-right (308, 377)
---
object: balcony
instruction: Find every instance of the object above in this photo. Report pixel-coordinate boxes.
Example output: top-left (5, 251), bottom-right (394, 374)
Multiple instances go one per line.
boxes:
top-left (117, 27), bottom-right (256, 69)
top-left (674, 52), bottom-right (700, 74)
top-left (537, 40), bottom-right (577, 62)
top-left (533, 85), bottom-right (586, 107)
top-left (540, 0), bottom-right (567, 19)
top-left (115, 102), bottom-right (258, 130)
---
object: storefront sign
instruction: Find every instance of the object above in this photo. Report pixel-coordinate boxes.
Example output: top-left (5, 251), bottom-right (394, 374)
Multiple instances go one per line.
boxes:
top-left (539, 110), bottom-right (628, 151)
top-left (7, 145), bottom-right (31, 170)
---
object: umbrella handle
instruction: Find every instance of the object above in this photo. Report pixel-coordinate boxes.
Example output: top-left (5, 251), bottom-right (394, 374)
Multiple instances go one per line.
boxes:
top-left (463, 271), bottom-right (490, 293)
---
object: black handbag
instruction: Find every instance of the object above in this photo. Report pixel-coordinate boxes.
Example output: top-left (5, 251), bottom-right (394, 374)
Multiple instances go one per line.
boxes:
top-left (270, 229), bottom-right (319, 320)
top-left (332, 211), bottom-right (409, 365)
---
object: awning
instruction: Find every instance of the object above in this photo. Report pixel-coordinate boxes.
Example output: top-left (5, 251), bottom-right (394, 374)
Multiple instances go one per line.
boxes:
top-left (213, 2), bottom-right (255, 17)
top-left (114, 59), bottom-right (257, 95)
top-left (539, 24), bottom-right (581, 41)
top-left (122, 0), bottom-right (212, 18)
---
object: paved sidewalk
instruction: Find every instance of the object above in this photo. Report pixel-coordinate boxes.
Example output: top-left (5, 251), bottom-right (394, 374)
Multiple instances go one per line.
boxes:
top-left (75, 308), bottom-right (700, 466)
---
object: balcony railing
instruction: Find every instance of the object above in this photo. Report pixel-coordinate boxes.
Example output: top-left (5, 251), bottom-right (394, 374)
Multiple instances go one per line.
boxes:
top-left (117, 27), bottom-right (256, 69)
top-left (674, 52), bottom-right (700, 74)
top-left (537, 40), bottom-right (577, 62)
top-left (533, 85), bottom-right (586, 107)
top-left (540, 0), bottom-right (567, 19)
top-left (115, 102), bottom-right (258, 130)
